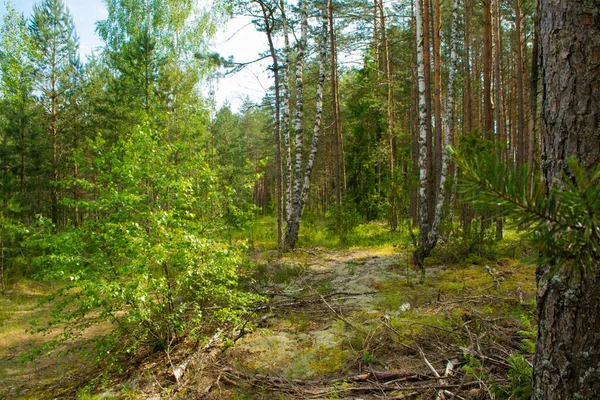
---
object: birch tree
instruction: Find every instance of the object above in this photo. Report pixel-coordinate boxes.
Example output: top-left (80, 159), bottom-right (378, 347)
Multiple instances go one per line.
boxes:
top-left (414, 0), bottom-right (460, 271)
top-left (284, 0), bottom-right (328, 249)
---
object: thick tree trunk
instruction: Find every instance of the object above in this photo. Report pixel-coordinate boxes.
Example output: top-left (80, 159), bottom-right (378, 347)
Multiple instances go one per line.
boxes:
top-left (533, 0), bottom-right (600, 398)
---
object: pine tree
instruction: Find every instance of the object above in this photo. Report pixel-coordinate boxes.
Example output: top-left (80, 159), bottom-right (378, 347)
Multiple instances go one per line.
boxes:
top-left (30, 0), bottom-right (80, 227)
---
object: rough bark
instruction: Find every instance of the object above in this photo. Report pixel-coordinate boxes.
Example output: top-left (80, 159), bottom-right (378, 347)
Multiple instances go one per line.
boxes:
top-left (515, 0), bottom-right (525, 170)
top-left (329, 0), bottom-right (342, 209)
top-left (463, 0), bottom-right (472, 135)
top-left (493, 0), bottom-right (503, 240)
top-left (533, 0), bottom-right (600, 398)
top-left (280, 0), bottom-right (292, 223)
top-left (527, 0), bottom-right (540, 175)
top-left (415, 0), bottom-right (429, 268)
top-left (422, 0), bottom-right (434, 227)
top-left (284, 0), bottom-right (308, 250)
top-left (378, 0), bottom-right (398, 231)
top-left (482, 0), bottom-right (493, 140)
top-left (433, 0), bottom-right (442, 189)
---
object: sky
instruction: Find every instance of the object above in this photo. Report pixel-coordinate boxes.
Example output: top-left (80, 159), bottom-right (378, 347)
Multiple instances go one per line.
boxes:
top-left (1, 0), bottom-right (268, 112)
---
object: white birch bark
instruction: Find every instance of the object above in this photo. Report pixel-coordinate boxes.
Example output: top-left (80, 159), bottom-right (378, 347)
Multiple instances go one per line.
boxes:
top-left (291, 0), bottom-right (307, 215)
top-left (284, 1), bottom-right (328, 249)
top-left (415, 0), bottom-right (460, 267)
top-left (429, 0), bottom-right (460, 242)
top-left (299, 3), bottom-right (328, 213)
top-left (416, 0), bottom-right (429, 254)
top-left (280, 0), bottom-right (292, 224)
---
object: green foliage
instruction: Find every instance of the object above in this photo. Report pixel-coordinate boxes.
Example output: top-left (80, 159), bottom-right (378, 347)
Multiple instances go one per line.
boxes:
top-left (29, 126), bottom-right (261, 355)
top-left (0, 199), bottom-right (28, 288)
top-left (493, 354), bottom-right (532, 400)
top-left (453, 147), bottom-right (600, 278)
top-left (326, 203), bottom-right (362, 242)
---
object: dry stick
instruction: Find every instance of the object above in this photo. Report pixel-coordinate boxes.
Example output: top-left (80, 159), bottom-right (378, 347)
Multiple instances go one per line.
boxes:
top-left (318, 293), bottom-right (359, 330)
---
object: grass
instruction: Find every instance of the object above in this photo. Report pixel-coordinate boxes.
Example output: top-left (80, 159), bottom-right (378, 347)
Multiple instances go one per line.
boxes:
top-left (233, 214), bottom-right (413, 251)
top-left (0, 280), bottom-right (110, 400)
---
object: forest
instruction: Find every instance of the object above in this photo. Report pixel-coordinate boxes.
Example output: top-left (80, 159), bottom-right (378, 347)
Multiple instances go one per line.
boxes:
top-left (0, 0), bottom-right (598, 399)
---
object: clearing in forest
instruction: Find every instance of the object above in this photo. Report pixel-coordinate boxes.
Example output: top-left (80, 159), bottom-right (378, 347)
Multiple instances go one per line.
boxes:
top-left (0, 242), bottom-right (536, 399)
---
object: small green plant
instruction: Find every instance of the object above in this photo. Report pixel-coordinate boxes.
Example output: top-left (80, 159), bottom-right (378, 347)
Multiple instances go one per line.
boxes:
top-left (362, 350), bottom-right (375, 365)
top-left (493, 354), bottom-right (532, 400)
top-left (273, 263), bottom-right (306, 284)
top-left (316, 279), bottom-right (333, 295)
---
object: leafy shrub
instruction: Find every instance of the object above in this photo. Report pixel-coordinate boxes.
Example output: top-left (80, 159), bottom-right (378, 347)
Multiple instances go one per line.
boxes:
top-left (30, 127), bottom-right (261, 356)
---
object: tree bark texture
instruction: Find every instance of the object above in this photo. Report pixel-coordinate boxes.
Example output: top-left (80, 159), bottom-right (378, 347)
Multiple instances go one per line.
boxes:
top-left (515, 0), bottom-right (525, 170)
top-left (284, 1), bottom-right (327, 250)
top-left (482, 0), bottom-right (493, 140)
top-left (280, 0), bottom-right (293, 223)
top-left (414, 0), bottom-right (460, 269)
top-left (533, 0), bottom-right (600, 398)
top-left (415, 0), bottom-right (429, 268)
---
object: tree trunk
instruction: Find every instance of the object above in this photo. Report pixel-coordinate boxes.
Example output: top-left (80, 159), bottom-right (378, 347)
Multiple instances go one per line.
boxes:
top-left (280, 0), bottom-right (292, 222)
top-left (463, 0), bottom-right (472, 135)
top-left (433, 0), bottom-right (442, 190)
top-left (533, 0), bottom-right (600, 398)
top-left (329, 0), bottom-right (342, 210)
top-left (414, 0), bottom-right (460, 270)
top-left (422, 0), bottom-right (434, 227)
top-left (258, 0), bottom-right (283, 254)
top-left (378, 0), bottom-right (398, 231)
top-left (285, 0), bottom-right (308, 249)
top-left (482, 0), bottom-right (493, 140)
top-left (515, 0), bottom-right (525, 170)
top-left (527, 0), bottom-right (539, 177)
top-left (284, 1), bottom-right (327, 250)
top-left (493, 0), bottom-right (503, 240)
top-left (415, 0), bottom-right (429, 269)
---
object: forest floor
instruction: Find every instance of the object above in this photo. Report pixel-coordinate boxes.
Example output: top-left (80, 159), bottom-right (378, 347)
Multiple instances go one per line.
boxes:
top-left (0, 231), bottom-right (537, 399)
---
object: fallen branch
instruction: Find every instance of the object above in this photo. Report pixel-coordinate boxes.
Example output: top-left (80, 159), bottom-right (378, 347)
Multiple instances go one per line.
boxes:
top-left (348, 370), bottom-right (426, 382)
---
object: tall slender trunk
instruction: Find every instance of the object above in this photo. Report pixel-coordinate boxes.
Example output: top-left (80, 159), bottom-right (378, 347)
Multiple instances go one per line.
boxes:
top-left (51, 36), bottom-right (58, 229)
top-left (493, 0), bottom-right (503, 240)
top-left (280, 0), bottom-right (292, 222)
top-left (284, 1), bottom-right (327, 249)
top-left (515, 0), bottom-right (525, 171)
top-left (463, 0), bottom-right (472, 135)
top-left (483, 0), bottom-right (493, 140)
top-left (433, 0), bottom-right (442, 189)
top-left (329, 0), bottom-right (342, 210)
top-left (258, 0), bottom-right (283, 253)
top-left (422, 0), bottom-right (434, 226)
top-left (378, 0), bottom-right (397, 230)
top-left (415, 0), bottom-right (429, 268)
top-left (415, 0), bottom-right (460, 270)
top-left (527, 0), bottom-right (539, 176)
